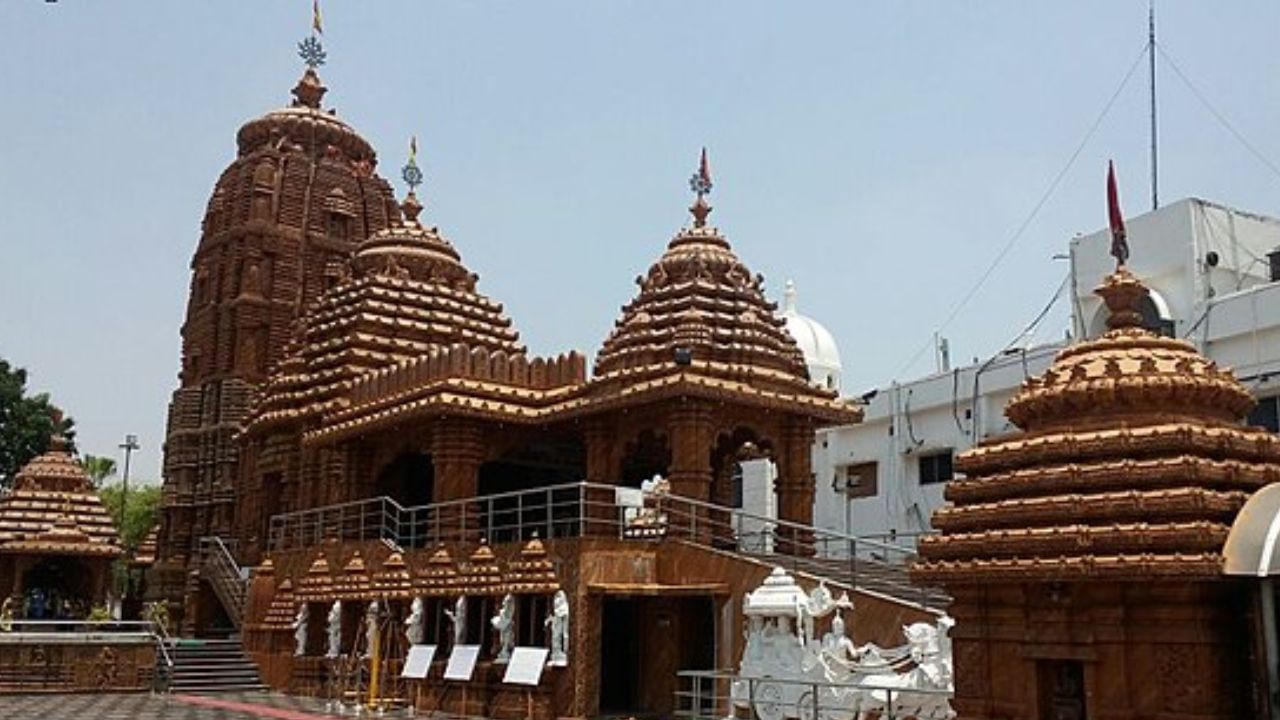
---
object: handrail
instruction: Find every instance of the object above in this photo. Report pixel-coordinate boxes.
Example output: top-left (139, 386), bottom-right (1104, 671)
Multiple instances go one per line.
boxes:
top-left (674, 669), bottom-right (952, 720)
top-left (266, 481), bottom-right (947, 611)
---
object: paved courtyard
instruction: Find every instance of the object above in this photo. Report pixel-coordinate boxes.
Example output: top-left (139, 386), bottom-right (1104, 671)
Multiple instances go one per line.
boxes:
top-left (0, 692), bottom-right (374, 720)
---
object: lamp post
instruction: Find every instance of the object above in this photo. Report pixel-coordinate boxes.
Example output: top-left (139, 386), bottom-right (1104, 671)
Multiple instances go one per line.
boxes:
top-left (117, 434), bottom-right (139, 607)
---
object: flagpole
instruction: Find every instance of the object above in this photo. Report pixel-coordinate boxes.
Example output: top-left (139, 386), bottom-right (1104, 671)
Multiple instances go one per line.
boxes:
top-left (1149, 0), bottom-right (1158, 211)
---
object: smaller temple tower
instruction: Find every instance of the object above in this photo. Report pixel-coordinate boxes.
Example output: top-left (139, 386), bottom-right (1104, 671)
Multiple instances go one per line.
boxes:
top-left (914, 175), bottom-right (1280, 718)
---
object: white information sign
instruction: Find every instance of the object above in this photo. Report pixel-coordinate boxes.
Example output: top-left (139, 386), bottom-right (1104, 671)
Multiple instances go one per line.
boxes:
top-left (444, 644), bottom-right (482, 681)
top-left (502, 646), bottom-right (550, 686)
top-left (615, 486), bottom-right (643, 508)
top-left (400, 644), bottom-right (437, 679)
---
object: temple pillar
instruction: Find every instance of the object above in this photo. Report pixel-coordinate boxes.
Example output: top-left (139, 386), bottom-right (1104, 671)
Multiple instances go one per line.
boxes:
top-left (431, 418), bottom-right (484, 541)
top-left (776, 416), bottom-right (815, 555)
top-left (667, 402), bottom-right (714, 539)
top-left (582, 418), bottom-right (618, 537)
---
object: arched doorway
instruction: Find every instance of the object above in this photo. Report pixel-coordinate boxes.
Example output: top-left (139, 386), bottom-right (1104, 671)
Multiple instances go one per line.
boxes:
top-left (375, 452), bottom-right (434, 508)
top-left (21, 556), bottom-right (96, 619)
top-left (478, 439), bottom-right (585, 542)
top-left (619, 430), bottom-right (670, 488)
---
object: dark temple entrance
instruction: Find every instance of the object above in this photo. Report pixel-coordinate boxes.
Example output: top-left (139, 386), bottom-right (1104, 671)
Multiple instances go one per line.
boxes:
top-left (599, 594), bottom-right (717, 718)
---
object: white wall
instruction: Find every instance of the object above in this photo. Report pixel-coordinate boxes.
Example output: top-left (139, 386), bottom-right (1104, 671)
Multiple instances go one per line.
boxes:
top-left (814, 197), bottom-right (1280, 546)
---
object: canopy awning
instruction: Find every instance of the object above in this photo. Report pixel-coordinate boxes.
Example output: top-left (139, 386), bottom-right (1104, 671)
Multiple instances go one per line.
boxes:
top-left (1224, 483), bottom-right (1280, 577)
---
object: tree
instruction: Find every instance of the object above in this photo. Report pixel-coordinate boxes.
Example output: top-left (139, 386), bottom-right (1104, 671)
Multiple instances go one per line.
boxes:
top-left (99, 483), bottom-right (161, 552)
top-left (0, 358), bottom-right (74, 490)
top-left (80, 454), bottom-right (117, 488)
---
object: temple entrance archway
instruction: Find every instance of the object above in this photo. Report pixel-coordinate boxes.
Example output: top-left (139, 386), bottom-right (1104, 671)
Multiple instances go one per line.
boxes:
top-left (619, 430), bottom-right (670, 487)
top-left (478, 439), bottom-right (584, 541)
top-left (598, 594), bottom-right (717, 717)
top-left (375, 452), bottom-right (434, 508)
top-left (21, 556), bottom-right (96, 619)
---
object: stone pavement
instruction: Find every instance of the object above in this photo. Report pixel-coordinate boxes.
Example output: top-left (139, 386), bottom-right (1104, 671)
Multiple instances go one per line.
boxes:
top-left (0, 692), bottom-right (376, 720)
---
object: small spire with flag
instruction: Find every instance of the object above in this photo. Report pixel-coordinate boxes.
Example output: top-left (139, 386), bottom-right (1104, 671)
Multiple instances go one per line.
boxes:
top-left (1107, 160), bottom-right (1130, 267)
top-left (688, 147), bottom-right (713, 228)
top-left (312, 0), bottom-right (324, 36)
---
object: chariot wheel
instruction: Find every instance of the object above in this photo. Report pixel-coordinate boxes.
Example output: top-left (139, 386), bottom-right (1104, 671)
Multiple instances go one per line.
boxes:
top-left (752, 680), bottom-right (787, 720)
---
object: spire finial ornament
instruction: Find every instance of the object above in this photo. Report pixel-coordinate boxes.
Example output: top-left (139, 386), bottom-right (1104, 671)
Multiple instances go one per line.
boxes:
top-left (1107, 160), bottom-right (1130, 269)
top-left (688, 147), bottom-right (713, 228)
top-left (400, 136), bottom-right (424, 223)
top-left (784, 279), bottom-right (797, 313)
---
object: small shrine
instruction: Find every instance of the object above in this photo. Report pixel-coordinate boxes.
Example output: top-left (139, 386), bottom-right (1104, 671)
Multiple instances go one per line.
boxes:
top-left (914, 176), bottom-right (1280, 719)
top-left (0, 427), bottom-right (123, 619)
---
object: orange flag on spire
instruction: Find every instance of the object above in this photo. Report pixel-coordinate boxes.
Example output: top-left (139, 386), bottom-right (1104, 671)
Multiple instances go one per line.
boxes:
top-left (312, 0), bottom-right (324, 36)
top-left (699, 147), bottom-right (711, 186)
top-left (1107, 160), bottom-right (1129, 266)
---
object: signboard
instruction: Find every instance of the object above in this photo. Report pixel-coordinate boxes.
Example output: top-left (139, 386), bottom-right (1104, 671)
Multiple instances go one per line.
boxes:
top-left (615, 486), bottom-right (643, 508)
top-left (502, 646), bottom-right (550, 686)
top-left (401, 644), bottom-right (437, 679)
top-left (443, 644), bottom-right (481, 681)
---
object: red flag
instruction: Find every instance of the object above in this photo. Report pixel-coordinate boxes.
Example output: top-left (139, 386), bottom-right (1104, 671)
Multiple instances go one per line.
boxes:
top-left (1107, 160), bottom-right (1129, 266)
top-left (699, 147), bottom-right (711, 186)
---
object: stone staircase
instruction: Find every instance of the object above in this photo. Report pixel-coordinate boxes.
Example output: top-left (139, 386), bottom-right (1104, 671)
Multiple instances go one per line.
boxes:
top-left (167, 638), bottom-right (266, 694)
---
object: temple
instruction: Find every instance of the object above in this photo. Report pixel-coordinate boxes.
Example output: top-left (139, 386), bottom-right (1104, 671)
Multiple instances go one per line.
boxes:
top-left (0, 423), bottom-right (123, 620)
top-left (148, 50), bottom-right (934, 716)
top-left (914, 260), bottom-right (1280, 716)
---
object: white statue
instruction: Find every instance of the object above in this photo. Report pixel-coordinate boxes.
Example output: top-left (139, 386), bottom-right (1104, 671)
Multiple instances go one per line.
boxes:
top-left (491, 594), bottom-right (516, 663)
top-left (325, 600), bottom-right (343, 659)
top-left (820, 612), bottom-right (858, 666)
top-left (445, 595), bottom-right (467, 646)
top-left (405, 597), bottom-right (425, 646)
top-left (363, 600), bottom-right (381, 659)
top-left (292, 603), bottom-right (309, 657)
top-left (546, 590), bottom-right (570, 666)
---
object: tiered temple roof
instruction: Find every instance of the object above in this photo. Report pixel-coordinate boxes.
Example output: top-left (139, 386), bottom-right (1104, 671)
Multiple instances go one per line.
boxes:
top-left (0, 434), bottom-right (122, 558)
top-left (914, 266), bottom-right (1280, 582)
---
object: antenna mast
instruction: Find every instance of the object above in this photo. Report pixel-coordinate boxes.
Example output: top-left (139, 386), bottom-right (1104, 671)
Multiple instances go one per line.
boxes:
top-left (1149, 0), bottom-right (1159, 210)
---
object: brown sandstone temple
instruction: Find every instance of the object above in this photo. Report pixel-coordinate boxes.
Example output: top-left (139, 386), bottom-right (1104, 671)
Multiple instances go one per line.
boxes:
top-left (152, 56), bottom-right (909, 716)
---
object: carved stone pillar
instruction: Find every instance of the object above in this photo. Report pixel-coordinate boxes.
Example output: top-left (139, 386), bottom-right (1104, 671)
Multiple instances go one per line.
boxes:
top-left (431, 418), bottom-right (485, 541)
top-left (776, 416), bottom-right (816, 555)
top-left (667, 402), bottom-right (714, 539)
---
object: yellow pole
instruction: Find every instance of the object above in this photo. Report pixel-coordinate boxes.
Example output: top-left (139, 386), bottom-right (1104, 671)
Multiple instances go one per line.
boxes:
top-left (368, 616), bottom-right (381, 710)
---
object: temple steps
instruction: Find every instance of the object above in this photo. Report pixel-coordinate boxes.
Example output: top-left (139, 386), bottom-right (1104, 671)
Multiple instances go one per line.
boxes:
top-left (166, 638), bottom-right (266, 693)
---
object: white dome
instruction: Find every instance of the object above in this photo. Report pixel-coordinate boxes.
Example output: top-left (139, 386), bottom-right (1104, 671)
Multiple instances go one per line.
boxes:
top-left (779, 280), bottom-right (842, 392)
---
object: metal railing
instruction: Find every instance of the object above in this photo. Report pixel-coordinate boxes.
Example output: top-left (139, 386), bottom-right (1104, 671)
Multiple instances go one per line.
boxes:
top-left (675, 670), bottom-right (953, 720)
top-left (199, 536), bottom-right (248, 629)
top-left (267, 482), bottom-right (947, 611)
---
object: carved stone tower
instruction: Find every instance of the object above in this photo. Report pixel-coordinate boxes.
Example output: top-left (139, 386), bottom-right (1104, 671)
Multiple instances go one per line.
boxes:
top-left (152, 64), bottom-right (400, 626)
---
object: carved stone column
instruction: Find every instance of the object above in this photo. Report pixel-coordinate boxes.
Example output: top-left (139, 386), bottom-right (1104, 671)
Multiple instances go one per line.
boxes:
top-left (776, 416), bottom-right (816, 555)
top-left (431, 418), bottom-right (485, 541)
top-left (582, 417), bottom-right (619, 537)
top-left (667, 402), bottom-right (714, 539)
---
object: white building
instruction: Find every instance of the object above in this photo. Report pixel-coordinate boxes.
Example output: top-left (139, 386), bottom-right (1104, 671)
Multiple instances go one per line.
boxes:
top-left (802, 198), bottom-right (1280, 542)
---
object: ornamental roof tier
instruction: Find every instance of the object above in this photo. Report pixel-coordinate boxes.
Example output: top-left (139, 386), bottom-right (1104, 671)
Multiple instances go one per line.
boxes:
top-left (0, 432), bottom-right (122, 558)
top-left (914, 266), bottom-right (1280, 583)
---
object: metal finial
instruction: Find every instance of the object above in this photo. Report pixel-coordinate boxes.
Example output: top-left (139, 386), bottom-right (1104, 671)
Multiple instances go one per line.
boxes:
top-left (298, 36), bottom-right (326, 69)
top-left (402, 136), bottom-right (423, 191)
top-left (688, 147), bottom-right (713, 228)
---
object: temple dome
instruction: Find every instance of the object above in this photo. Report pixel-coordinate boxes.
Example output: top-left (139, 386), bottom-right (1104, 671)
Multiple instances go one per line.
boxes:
top-left (236, 67), bottom-right (377, 165)
top-left (779, 280), bottom-right (842, 392)
top-left (351, 192), bottom-right (472, 288)
top-left (914, 266), bottom-right (1280, 583)
top-left (594, 220), bottom-right (810, 382)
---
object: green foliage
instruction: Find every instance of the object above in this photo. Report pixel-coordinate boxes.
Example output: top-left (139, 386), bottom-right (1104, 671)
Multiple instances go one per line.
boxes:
top-left (86, 605), bottom-right (112, 623)
top-left (98, 483), bottom-right (161, 552)
top-left (80, 454), bottom-right (117, 488)
top-left (0, 358), bottom-right (74, 490)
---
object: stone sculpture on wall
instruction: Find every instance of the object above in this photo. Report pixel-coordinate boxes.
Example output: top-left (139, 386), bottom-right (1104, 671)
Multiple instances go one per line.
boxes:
top-left (546, 590), bottom-right (569, 666)
top-left (405, 596), bottom-right (424, 646)
top-left (731, 567), bottom-right (954, 720)
top-left (445, 595), bottom-right (466, 646)
top-left (363, 599), bottom-right (381, 659)
top-left (326, 600), bottom-right (342, 659)
top-left (491, 594), bottom-right (515, 663)
top-left (293, 603), bottom-right (309, 656)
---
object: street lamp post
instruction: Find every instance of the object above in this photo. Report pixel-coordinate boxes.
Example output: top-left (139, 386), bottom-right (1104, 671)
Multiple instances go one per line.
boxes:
top-left (117, 434), bottom-right (139, 608)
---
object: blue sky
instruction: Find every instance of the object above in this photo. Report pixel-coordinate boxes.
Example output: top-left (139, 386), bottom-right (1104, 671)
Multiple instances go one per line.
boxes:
top-left (3, 2), bottom-right (1280, 481)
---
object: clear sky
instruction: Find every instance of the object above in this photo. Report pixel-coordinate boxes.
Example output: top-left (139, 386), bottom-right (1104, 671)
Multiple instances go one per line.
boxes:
top-left (3, 2), bottom-right (1280, 481)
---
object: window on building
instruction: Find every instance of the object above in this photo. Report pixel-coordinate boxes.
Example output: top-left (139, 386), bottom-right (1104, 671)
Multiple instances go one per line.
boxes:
top-left (326, 211), bottom-right (351, 241)
top-left (839, 462), bottom-right (878, 499)
top-left (1249, 396), bottom-right (1280, 433)
top-left (918, 450), bottom-right (954, 485)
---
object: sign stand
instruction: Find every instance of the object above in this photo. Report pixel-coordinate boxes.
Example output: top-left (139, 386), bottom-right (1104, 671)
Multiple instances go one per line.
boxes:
top-left (400, 645), bottom-right (437, 718)
top-left (443, 644), bottom-right (481, 718)
top-left (502, 646), bottom-right (551, 720)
